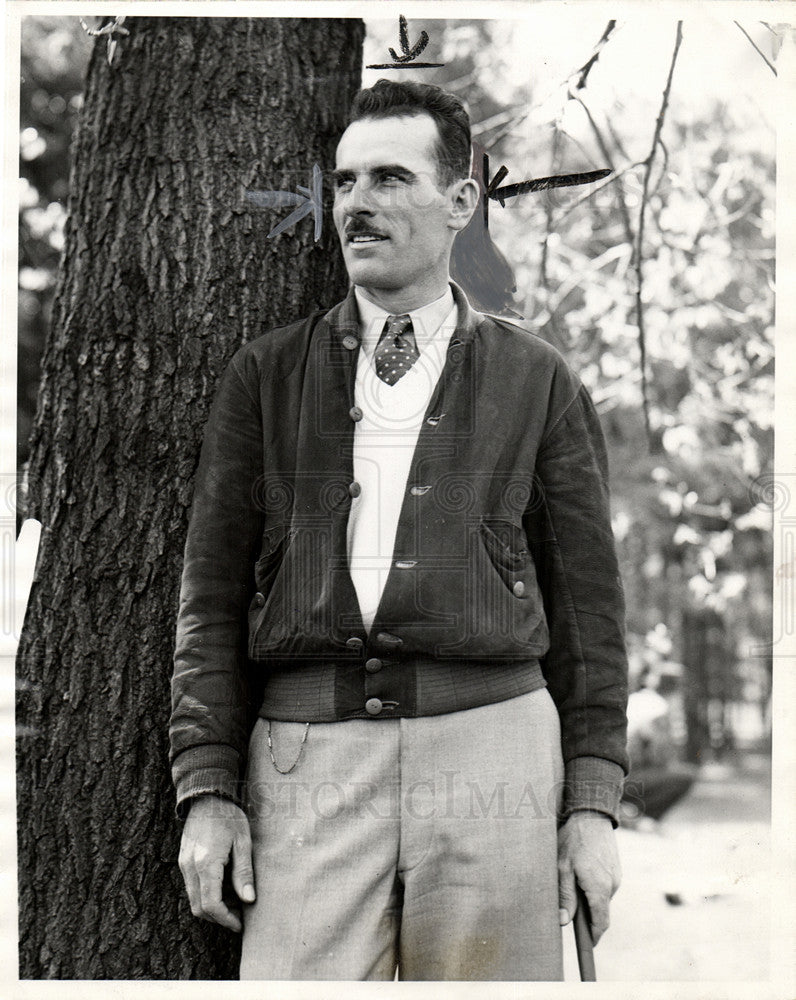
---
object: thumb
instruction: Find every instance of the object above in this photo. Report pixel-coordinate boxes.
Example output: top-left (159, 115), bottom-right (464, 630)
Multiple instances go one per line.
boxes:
top-left (558, 866), bottom-right (577, 926)
top-left (231, 834), bottom-right (256, 904)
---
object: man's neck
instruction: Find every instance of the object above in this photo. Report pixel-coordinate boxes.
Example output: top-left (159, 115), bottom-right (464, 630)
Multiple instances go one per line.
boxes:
top-left (354, 277), bottom-right (451, 315)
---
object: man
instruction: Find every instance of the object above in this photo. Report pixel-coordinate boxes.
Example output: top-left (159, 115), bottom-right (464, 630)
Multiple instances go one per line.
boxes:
top-left (171, 79), bottom-right (628, 981)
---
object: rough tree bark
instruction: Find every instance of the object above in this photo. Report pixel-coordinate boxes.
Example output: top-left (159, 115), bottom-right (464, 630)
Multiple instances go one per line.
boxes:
top-left (17, 16), bottom-right (364, 979)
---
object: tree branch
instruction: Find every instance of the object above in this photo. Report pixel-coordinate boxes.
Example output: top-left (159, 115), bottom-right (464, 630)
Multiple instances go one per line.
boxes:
top-left (535, 243), bottom-right (631, 330)
top-left (605, 115), bottom-right (630, 163)
top-left (734, 21), bottom-right (777, 76)
top-left (634, 21), bottom-right (684, 451)
top-left (574, 20), bottom-right (617, 90)
top-left (565, 21), bottom-right (634, 243)
top-left (539, 128), bottom-right (557, 290)
top-left (572, 95), bottom-right (635, 248)
top-left (537, 126), bottom-right (563, 347)
top-left (480, 21), bottom-right (621, 152)
top-left (550, 159), bottom-right (642, 229)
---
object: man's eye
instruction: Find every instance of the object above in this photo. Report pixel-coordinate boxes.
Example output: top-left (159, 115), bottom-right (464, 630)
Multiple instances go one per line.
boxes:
top-left (334, 177), bottom-right (354, 190)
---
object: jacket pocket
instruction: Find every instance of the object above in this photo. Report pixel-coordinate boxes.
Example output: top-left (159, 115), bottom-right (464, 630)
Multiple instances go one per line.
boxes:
top-left (438, 515), bottom-right (548, 656)
top-left (247, 525), bottom-right (296, 657)
top-left (478, 517), bottom-right (529, 590)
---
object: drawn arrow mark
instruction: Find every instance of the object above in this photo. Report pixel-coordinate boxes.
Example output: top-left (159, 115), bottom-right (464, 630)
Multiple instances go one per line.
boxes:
top-left (388, 15), bottom-right (429, 63)
top-left (246, 164), bottom-right (323, 242)
top-left (491, 168), bottom-right (612, 204)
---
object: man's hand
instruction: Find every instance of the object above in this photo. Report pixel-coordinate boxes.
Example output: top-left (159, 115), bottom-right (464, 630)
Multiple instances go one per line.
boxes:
top-left (557, 810), bottom-right (621, 945)
top-left (178, 795), bottom-right (255, 933)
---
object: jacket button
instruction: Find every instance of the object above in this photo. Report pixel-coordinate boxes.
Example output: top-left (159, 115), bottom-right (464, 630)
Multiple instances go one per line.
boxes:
top-left (513, 580), bottom-right (525, 597)
top-left (376, 632), bottom-right (402, 649)
top-left (349, 405), bottom-right (363, 422)
top-left (346, 636), bottom-right (363, 651)
top-left (365, 657), bottom-right (382, 673)
top-left (253, 592), bottom-right (265, 608)
top-left (342, 334), bottom-right (359, 350)
top-left (365, 697), bottom-right (383, 716)
top-left (349, 481), bottom-right (361, 498)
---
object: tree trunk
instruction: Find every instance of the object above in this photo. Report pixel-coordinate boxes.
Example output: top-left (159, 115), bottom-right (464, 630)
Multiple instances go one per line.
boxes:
top-left (17, 16), bottom-right (364, 979)
top-left (681, 606), bottom-right (726, 765)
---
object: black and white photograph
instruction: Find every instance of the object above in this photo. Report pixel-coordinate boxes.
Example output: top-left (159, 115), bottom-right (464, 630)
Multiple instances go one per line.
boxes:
top-left (3, 1), bottom-right (795, 992)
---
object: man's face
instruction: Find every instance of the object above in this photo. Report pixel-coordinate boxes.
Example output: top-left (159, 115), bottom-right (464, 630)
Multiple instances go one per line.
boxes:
top-left (332, 114), bottom-right (461, 297)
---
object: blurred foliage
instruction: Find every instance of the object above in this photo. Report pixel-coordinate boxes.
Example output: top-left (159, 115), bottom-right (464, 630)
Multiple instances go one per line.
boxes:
top-left (366, 16), bottom-right (774, 753)
top-left (20, 16), bottom-right (774, 755)
top-left (465, 19), bottom-right (774, 754)
top-left (19, 17), bottom-right (92, 463)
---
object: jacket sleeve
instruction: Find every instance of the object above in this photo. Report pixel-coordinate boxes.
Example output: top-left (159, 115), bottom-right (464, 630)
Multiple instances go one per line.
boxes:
top-left (169, 351), bottom-right (265, 818)
top-left (524, 373), bottom-right (629, 824)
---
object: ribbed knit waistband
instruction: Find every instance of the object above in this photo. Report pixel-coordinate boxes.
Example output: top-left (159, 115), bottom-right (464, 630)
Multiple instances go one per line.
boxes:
top-left (257, 657), bottom-right (546, 721)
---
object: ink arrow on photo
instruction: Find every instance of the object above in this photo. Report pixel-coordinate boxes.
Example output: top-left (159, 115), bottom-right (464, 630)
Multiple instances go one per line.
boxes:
top-left (491, 168), bottom-right (613, 205)
top-left (486, 164), bottom-right (509, 203)
top-left (389, 15), bottom-right (429, 62)
top-left (246, 164), bottom-right (323, 242)
top-left (367, 14), bottom-right (444, 69)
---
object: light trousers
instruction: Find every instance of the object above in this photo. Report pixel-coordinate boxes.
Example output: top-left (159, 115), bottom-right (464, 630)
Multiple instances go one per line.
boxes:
top-left (240, 687), bottom-right (565, 981)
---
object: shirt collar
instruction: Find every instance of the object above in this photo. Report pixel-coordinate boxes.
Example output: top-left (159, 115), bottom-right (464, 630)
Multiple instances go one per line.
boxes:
top-left (354, 285), bottom-right (456, 351)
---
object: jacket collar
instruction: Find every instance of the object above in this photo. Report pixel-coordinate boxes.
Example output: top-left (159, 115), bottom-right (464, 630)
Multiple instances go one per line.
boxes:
top-left (322, 280), bottom-right (483, 347)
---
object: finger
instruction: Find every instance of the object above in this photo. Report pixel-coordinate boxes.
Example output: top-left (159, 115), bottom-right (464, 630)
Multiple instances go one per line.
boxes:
top-left (183, 866), bottom-right (203, 919)
top-left (179, 842), bottom-right (202, 918)
top-left (199, 859), bottom-right (242, 933)
top-left (611, 857), bottom-right (623, 895)
top-left (558, 865), bottom-right (577, 925)
top-left (583, 885), bottom-right (610, 945)
top-left (231, 833), bottom-right (256, 904)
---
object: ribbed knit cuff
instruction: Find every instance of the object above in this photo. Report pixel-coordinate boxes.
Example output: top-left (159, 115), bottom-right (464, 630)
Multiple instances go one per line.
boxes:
top-left (171, 744), bottom-right (244, 820)
top-left (561, 756), bottom-right (625, 827)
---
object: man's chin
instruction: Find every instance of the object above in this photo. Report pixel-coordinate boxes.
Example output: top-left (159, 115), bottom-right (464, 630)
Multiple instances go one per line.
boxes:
top-left (344, 261), bottom-right (398, 288)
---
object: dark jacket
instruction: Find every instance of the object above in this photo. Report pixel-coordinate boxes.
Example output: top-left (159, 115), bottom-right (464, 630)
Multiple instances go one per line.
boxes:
top-left (170, 283), bottom-right (628, 820)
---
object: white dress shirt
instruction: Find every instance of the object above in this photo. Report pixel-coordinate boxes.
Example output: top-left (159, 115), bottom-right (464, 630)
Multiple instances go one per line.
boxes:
top-left (346, 285), bottom-right (458, 631)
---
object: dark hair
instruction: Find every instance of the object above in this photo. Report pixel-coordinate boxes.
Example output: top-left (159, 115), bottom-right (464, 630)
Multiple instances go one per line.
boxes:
top-left (348, 80), bottom-right (472, 188)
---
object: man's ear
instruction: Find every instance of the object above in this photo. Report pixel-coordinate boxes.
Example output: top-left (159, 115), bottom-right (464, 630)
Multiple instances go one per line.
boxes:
top-left (448, 177), bottom-right (480, 232)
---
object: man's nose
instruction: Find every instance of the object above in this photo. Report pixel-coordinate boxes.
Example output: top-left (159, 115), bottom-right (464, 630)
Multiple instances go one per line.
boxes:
top-left (339, 177), bottom-right (374, 214)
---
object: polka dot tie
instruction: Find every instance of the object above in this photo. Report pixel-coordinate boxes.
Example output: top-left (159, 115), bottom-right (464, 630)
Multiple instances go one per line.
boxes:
top-left (374, 314), bottom-right (419, 385)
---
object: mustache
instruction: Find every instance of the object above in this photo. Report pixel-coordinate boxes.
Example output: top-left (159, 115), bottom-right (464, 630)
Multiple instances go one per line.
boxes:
top-left (343, 221), bottom-right (387, 239)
